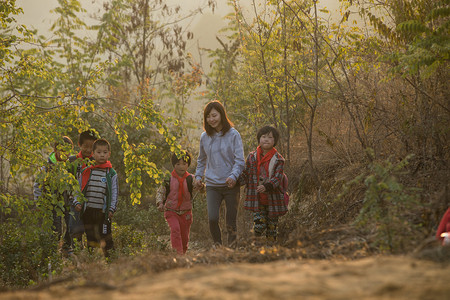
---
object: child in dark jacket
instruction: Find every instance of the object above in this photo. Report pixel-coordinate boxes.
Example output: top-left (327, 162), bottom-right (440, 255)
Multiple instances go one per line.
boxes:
top-left (73, 138), bottom-right (118, 257)
top-left (240, 126), bottom-right (288, 243)
top-left (156, 151), bottom-right (194, 255)
top-left (33, 136), bottom-right (75, 255)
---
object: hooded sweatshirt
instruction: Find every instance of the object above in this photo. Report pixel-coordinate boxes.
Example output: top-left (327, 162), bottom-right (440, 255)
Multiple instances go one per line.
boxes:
top-left (195, 127), bottom-right (245, 187)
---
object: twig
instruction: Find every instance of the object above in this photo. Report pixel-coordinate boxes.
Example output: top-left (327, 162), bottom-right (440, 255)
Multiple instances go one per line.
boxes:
top-left (28, 275), bottom-right (74, 291)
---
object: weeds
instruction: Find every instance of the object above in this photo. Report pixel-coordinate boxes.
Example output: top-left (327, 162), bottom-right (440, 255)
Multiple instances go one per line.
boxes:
top-left (340, 150), bottom-right (422, 252)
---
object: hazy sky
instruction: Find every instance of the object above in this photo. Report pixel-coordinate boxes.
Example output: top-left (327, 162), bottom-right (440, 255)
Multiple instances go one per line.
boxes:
top-left (15, 0), bottom-right (341, 50)
top-left (14, 0), bottom-right (342, 77)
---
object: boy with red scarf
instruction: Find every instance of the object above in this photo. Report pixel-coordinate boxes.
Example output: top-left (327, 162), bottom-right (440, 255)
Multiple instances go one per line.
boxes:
top-left (156, 151), bottom-right (195, 255)
top-left (240, 126), bottom-right (287, 243)
top-left (68, 130), bottom-right (97, 244)
top-left (73, 138), bottom-right (118, 257)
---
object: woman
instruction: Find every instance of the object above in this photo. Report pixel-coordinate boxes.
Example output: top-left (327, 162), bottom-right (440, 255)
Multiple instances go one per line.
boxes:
top-left (194, 100), bottom-right (245, 247)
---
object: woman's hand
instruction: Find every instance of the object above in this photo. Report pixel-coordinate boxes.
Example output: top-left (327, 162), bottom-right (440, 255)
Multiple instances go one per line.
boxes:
top-left (75, 203), bottom-right (82, 212)
top-left (194, 178), bottom-right (204, 189)
top-left (226, 177), bottom-right (236, 188)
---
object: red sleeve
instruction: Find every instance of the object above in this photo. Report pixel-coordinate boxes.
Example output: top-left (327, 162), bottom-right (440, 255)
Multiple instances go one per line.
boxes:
top-left (436, 208), bottom-right (450, 241)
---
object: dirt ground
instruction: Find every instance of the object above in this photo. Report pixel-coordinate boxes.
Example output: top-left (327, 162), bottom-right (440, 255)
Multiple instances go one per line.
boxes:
top-left (2, 224), bottom-right (450, 300)
top-left (2, 251), bottom-right (449, 300)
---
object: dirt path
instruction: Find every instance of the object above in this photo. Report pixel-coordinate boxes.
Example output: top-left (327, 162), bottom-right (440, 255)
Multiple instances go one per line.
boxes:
top-left (2, 255), bottom-right (449, 299)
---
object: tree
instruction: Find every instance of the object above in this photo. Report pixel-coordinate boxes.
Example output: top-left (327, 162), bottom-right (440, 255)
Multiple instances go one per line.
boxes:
top-left (0, 0), bottom-right (206, 285)
top-left (337, 0), bottom-right (449, 161)
top-left (95, 0), bottom-right (215, 101)
top-left (207, 0), bottom-right (324, 177)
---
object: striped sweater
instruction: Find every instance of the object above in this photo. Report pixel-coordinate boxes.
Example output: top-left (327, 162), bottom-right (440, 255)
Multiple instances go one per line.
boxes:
top-left (73, 164), bottom-right (118, 217)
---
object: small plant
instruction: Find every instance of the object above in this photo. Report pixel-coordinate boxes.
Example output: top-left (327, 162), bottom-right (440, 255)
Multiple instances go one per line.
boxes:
top-left (340, 149), bottom-right (421, 252)
top-left (113, 223), bottom-right (168, 255)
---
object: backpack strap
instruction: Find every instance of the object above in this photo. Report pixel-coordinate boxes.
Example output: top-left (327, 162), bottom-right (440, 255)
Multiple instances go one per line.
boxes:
top-left (281, 173), bottom-right (288, 192)
top-left (164, 178), bottom-right (171, 204)
top-left (186, 174), bottom-right (193, 198)
top-left (163, 174), bottom-right (194, 204)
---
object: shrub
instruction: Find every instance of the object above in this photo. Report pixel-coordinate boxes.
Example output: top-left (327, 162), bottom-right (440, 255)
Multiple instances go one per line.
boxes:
top-left (0, 222), bottom-right (61, 287)
top-left (341, 151), bottom-right (422, 252)
top-left (112, 223), bottom-right (169, 255)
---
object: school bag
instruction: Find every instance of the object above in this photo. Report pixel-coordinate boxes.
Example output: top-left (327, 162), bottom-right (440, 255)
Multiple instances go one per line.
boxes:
top-left (163, 174), bottom-right (194, 204)
top-left (281, 173), bottom-right (289, 206)
top-left (265, 153), bottom-right (289, 207)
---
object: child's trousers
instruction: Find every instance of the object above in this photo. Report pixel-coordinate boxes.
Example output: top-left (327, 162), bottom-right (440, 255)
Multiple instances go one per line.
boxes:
top-left (253, 205), bottom-right (279, 242)
top-left (52, 205), bottom-right (72, 252)
top-left (82, 207), bottom-right (114, 256)
top-left (164, 210), bottom-right (193, 255)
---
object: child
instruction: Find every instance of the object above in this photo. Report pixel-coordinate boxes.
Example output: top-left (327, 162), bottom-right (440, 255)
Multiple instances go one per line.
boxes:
top-left (240, 125), bottom-right (288, 243)
top-left (194, 100), bottom-right (245, 247)
top-left (73, 138), bottom-right (118, 257)
top-left (436, 207), bottom-right (450, 246)
top-left (70, 130), bottom-right (97, 177)
top-left (68, 130), bottom-right (97, 244)
top-left (33, 136), bottom-right (75, 255)
top-left (156, 151), bottom-right (194, 255)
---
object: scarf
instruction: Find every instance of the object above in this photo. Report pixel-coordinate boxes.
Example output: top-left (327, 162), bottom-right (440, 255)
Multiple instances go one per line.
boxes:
top-left (256, 146), bottom-right (277, 184)
top-left (172, 170), bottom-right (189, 209)
top-left (81, 161), bottom-right (112, 191)
top-left (76, 151), bottom-right (93, 159)
top-left (77, 151), bottom-right (92, 167)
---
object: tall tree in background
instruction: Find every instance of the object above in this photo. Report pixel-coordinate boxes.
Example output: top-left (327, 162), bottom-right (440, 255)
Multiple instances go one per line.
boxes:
top-left (91, 0), bottom-right (215, 202)
top-left (1, 0), bottom-right (216, 209)
top-left (337, 0), bottom-right (449, 161)
top-left (207, 0), bottom-right (323, 176)
top-left (207, 0), bottom-right (448, 186)
top-left (95, 0), bottom-right (214, 101)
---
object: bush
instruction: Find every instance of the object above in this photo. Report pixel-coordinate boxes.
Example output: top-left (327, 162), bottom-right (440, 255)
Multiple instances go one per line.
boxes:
top-left (112, 198), bottom-right (170, 254)
top-left (0, 222), bottom-right (61, 287)
top-left (341, 151), bottom-right (422, 252)
top-left (114, 197), bottom-right (168, 235)
top-left (112, 223), bottom-right (169, 255)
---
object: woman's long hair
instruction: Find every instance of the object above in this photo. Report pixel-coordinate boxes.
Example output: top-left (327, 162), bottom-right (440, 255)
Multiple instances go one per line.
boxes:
top-left (203, 100), bottom-right (233, 136)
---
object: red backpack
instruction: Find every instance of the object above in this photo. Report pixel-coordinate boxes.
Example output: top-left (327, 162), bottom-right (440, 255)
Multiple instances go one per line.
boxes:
top-left (281, 173), bottom-right (289, 206)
